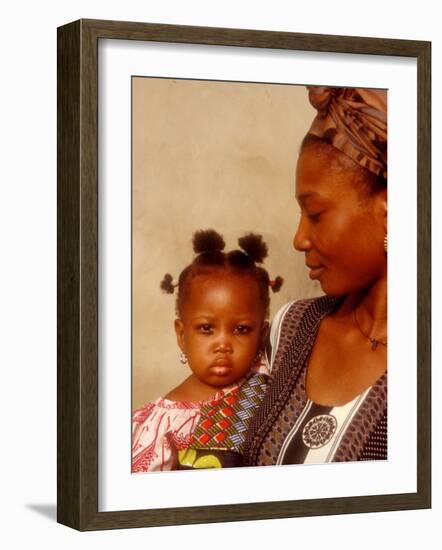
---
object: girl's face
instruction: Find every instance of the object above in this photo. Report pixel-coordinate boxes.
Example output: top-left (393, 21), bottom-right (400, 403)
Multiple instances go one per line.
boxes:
top-left (174, 272), bottom-right (268, 390)
top-left (293, 144), bottom-right (387, 296)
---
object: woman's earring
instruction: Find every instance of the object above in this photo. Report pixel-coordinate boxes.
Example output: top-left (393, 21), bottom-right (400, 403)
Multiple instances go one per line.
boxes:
top-left (179, 352), bottom-right (188, 365)
top-left (384, 233), bottom-right (388, 253)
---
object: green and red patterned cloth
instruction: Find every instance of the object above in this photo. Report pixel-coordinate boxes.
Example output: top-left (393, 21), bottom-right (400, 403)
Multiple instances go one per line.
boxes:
top-left (176, 373), bottom-right (268, 469)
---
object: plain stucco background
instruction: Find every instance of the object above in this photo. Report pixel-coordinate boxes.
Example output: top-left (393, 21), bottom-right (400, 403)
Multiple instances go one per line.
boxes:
top-left (132, 78), bottom-right (323, 407)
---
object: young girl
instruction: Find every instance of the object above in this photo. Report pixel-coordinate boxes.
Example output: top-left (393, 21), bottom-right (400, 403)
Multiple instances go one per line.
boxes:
top-left (132, 229), bottom-right (283, 472)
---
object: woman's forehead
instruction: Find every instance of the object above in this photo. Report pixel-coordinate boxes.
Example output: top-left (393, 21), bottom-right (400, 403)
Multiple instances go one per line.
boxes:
top-left (296, 144), bottom-right (361, 199)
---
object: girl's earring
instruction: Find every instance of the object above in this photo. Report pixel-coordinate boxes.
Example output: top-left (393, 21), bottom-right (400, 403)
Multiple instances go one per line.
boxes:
top-left (253, 352), bottom-right (262, 365)
top-left (384, 233), bottom-right (388, 253)
top-left (179, 352), bottom-right (188, 365)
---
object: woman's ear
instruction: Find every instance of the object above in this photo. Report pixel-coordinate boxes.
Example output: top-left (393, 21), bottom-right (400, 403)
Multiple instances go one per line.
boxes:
top-left (174, 318), bottom-right (185, 352)
top-left (383, 189), bottom-right (387, 232)
top-left (378, 188), bottom-right (387, 233)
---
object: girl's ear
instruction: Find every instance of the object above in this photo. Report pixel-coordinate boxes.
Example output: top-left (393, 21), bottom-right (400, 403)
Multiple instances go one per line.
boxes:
top-left (260, 321), bottom-right (270, 350)
top-left (174, 318), bottom-right (185, 351)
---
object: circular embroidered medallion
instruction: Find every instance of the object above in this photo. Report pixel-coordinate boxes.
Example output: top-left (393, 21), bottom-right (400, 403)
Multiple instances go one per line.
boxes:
top-left (302, 414), bottom-right (337, 449)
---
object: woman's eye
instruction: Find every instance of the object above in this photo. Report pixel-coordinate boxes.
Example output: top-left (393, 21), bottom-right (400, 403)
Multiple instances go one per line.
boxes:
top-left (307, 211), bottom-right (323, 222)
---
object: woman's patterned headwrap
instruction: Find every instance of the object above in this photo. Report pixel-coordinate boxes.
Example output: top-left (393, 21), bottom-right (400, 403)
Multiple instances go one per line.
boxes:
top-left (306, 86), bottom-right (387, 180)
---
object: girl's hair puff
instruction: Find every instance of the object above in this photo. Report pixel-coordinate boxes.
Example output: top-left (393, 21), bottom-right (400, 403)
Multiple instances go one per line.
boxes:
top-left (160, 273), bottom-right (175, 294)
top-left (160, 229), bottom-right (283, 318)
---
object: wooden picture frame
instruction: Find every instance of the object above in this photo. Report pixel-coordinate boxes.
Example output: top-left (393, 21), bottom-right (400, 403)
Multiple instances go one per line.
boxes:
top-left (57, 18), bottom-right (431, 531)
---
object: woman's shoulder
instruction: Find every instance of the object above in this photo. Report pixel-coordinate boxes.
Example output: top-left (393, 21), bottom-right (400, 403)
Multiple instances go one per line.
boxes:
top-left (267, 296), bottom-right (339, 368)
top-left (271, 295), bottom-right (337, 337)
top-left (277, 295), bottom-right (339, 318)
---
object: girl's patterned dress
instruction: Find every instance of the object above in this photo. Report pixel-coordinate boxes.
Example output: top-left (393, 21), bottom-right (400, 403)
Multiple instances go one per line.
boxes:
top-left (132, 363), bottom-right (269, 473)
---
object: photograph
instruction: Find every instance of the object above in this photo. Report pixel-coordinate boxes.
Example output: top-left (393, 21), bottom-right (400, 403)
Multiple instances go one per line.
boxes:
top-left (131, 79), bottom-right (388, 473)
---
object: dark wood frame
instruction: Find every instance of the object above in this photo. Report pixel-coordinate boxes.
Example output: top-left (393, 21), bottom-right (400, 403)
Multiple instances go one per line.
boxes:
top-left (57, 18), bottom-right (431, 531)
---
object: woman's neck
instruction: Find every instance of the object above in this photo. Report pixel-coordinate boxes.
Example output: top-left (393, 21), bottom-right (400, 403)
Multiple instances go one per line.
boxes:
top-left (338, 275), bottom-right (387, 334)
top-left (356, 278), bottom-right (387, 318)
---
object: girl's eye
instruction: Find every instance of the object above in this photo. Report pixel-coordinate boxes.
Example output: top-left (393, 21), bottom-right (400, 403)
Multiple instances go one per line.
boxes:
top-left (197, 324), bottom-right (213, 333)
top-left (234, 325), bottom-right (251, 335)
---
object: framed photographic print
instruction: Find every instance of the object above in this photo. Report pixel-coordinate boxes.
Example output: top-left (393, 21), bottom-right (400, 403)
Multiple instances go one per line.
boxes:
top-left (57, 19), bottom-right (431, 530)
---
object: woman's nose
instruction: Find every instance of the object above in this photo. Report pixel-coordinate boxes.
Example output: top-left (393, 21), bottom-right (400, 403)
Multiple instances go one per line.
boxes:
top-left (293, 216), bottom-right (311, 252)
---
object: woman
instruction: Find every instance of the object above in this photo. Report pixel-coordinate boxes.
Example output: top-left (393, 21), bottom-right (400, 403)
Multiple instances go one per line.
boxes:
top-left (244, 86), bottom-right (388, 465)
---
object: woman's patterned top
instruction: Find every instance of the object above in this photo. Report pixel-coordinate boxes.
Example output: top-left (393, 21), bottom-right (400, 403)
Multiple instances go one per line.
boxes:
top-left (243, 297), bottom-right (387, 466)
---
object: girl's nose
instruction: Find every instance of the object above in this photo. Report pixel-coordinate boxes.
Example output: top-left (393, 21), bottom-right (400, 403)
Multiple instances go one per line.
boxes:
top-left (215, 336), bottom-right (232, 353)
top-left (293, 215), bottom-right (311, 252)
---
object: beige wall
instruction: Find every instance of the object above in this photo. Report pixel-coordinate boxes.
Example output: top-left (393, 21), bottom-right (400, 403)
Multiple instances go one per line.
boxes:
top-left (132, 77), bottom-right (322, 409)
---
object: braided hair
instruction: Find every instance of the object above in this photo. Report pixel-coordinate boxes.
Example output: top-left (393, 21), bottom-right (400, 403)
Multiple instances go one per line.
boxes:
top-left (160, 229), bottom-right (283, 318)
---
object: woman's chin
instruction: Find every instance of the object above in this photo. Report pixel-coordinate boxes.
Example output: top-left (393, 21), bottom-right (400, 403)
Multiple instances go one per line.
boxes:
top-left (317, 279), bottom-right (349, 297)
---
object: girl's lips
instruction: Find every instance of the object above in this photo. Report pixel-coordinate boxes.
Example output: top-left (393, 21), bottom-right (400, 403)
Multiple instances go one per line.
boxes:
top-left (209, 365), bottom-right (232, 376)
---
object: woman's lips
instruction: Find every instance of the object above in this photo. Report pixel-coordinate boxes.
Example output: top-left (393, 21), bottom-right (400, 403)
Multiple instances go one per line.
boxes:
top-left (307, 265), bottom-right (325, 280)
